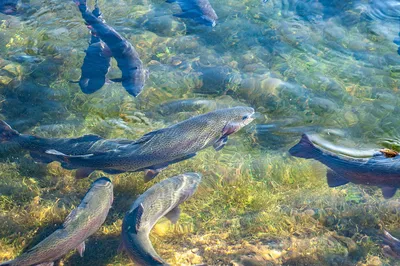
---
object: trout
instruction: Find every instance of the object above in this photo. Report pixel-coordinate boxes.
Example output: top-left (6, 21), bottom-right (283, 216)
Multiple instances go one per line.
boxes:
top-left (0, 177), bottom-right (113, 266)
top-left (121, 173), bottom-right (201, 265)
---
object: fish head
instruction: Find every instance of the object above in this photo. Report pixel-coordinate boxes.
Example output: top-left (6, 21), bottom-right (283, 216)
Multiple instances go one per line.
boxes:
top-left (79, 77), bottom-right (106, 94)
top-left (123, 68), bottom-right (149, 97)
top-left (91, 177), bottom-right (114, 205)
top-left (180, 172), bottom-right (202, 200)
top-left (216, 106), bottom-right (255, 137)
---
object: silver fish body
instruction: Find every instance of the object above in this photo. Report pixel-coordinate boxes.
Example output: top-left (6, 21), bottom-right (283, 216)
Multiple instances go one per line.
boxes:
top-left (0, 177), bottom-right (113, 266)
top-left (121, 172), bottom-right (202, 265)
top-left (0, 106), bottom-right (254, 180)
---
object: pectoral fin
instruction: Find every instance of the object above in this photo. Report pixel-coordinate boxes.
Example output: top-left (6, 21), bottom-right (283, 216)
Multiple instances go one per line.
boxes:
top-left (381, 187), bottom-right (398, 199)
top-left (165, 206), bottom-right (181, 224)
top-left (222, 122), bottom-right (240, 136)
top-left (326, 169), bottom-right (349, 187)
top-left (76, 168), bottom-right (95, 179)
top-left (213, 136), bottom-right (228, 151)
top-left (143, 153), bottom-right (197, 182)
top-left (144, 169), bottom-right (163, 183)
top-left (77, 242), bottom-right (86, 257)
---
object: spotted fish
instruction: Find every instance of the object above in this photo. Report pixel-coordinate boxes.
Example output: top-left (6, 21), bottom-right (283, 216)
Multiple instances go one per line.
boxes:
top-left (121, 173), bottom-right (201, 265)
top-left (0, 177), bottom-right (113, 266)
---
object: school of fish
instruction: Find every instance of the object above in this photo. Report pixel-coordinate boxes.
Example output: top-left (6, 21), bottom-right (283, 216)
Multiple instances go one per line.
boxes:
top-left (0, 0), bottom-right (400, 265)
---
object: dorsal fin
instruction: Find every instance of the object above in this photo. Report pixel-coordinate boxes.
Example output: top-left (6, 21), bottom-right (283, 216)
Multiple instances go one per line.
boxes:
top-left (132, 129), bottom-right (166, 145)
top-left (63, 207), bottom-right (83, 227)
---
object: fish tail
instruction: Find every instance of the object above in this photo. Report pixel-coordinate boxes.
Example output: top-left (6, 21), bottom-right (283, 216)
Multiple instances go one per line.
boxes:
top-left (0, 120), bottom-right (19, 142)
top-left (289, 134), bottom-right (318, 159)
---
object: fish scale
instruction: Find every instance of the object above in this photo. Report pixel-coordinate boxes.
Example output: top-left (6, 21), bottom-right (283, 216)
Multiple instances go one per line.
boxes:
top-left (121, 173), bottom-right (201, 265)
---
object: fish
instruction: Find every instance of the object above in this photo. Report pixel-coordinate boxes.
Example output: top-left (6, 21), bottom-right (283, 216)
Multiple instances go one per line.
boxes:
top-left (0, 177), bottom-right (113, 266)
top-left (120, 172), bottom-right (201, 265)
top-left (74, 0), bottom-right (148, 97)
top-left (166, 0), bottom-right (218, 27)
top-left (289, 133), bottom-right (400, 199)
top-left (382, 230), bottom-right (400, 259)
top-left (0, 0), bottom-right (18, 14)
top-left (0, 106), bottom-right (254, 180)
top-left (73, 5), bottom-right (112, 94)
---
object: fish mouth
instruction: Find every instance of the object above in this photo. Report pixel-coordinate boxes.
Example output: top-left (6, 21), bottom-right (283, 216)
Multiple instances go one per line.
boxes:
top-left (93, 177), bottom-right (112, 187)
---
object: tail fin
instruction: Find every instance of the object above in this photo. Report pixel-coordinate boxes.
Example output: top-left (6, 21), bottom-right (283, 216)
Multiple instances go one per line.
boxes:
top-left (0, 120), bottom-right (19, 142)
top-left (288, 134), bottom-right (317, 159)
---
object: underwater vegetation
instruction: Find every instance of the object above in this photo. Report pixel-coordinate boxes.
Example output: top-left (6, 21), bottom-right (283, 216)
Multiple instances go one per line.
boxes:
top-left (0, 0), bottom-right (400, 265)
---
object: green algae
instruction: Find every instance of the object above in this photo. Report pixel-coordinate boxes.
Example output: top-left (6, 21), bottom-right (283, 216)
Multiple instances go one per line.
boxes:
top-left (0, 0), bottom-right (400, 265)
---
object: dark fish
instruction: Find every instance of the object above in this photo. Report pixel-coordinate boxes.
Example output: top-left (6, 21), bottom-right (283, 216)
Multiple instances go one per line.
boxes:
top-left (121, 172), bottom-right (201, 265)
top-left (74, 6), bottom-right (112, 94)
top-left (289, 134), bottom-right (400, 199)
top-left (166, 0), bottom-right (218, 27)
top-left (75, 0), bottom-right (148, 97)
top-left (0, 177), bottom-right (113, 266)
top-left (0, 107), bottom-right (254, 180)
top-left (0, 0), bottom-right (18, 14)
top-left (382, 230), bottom-right (400, 259)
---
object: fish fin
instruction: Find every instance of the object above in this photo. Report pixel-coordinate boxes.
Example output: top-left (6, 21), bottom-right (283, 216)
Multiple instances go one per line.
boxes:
top-left (77, 242), bottom-right (86, 257)
top-left (142, 153), bottom-right (197, 182)
top-left (326, 169), bottom-right (349, 187)
top-left (76, 168), bottom-right (95, 179)
top-left (102, 169), bottom-right (125, 175)
top-left (222, 122), bottom-right (240, 136)
top-left (117, 241), bottom-right (125, 253)
top-left (381, 187), bottom-right (397, 199)
top-left (174, 12), bottom-right (200, 18)
top-left (126, 203), bottom-right (144, 234)
top-left (288, 134), bottom-right (318, 159)
top-left (380, 148), bottom-right (399, 158)
top-left (165, 206), bottom-right (181, 224)
top-left (45, 149), bottom-right (94, 158)
top-left (144, 169), bottom-right (161, 183)
top-left (213, 136), bottom-right (228, 151)
top-left (132, 129), bottom-right (167, 145)
top-left (63, 207), bottom-right (83, 227)
top-left (110, 78), bottom-right (123, 83)
top-left (30, 152), bottom-right (54, 164)
top-left (36, 263), bottom-right (54, 266)
top-left (0, 120), bottom-right (19, 142)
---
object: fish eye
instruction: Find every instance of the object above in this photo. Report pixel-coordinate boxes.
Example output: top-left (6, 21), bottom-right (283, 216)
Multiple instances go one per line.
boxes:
top-left (242, 115), bottom-right (248, 120)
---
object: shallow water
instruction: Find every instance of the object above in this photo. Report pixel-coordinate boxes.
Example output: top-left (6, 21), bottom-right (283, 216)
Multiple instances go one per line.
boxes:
top-left (1, 0), bottom-right (400, 265)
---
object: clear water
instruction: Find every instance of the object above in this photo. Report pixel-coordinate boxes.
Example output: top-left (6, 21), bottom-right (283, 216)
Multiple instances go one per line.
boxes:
top-left (0, 0), bottom-right (400, 265)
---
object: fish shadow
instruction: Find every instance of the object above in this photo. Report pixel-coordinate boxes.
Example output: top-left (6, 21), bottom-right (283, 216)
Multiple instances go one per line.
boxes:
top-left (64, 234), bottom-right (122, 266)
